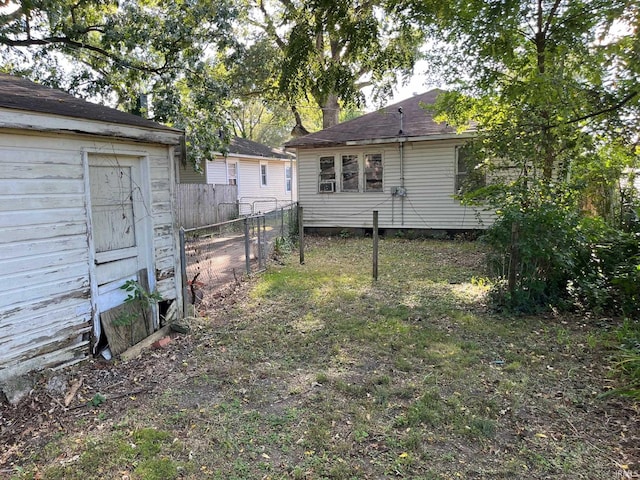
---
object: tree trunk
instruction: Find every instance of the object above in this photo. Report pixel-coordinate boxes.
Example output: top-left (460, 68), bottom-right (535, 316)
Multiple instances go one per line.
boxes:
top-left (321, 93), bottom-right (340, 129)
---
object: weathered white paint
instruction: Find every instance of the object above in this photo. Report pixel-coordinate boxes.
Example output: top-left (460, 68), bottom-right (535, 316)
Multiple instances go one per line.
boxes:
top-left (295, 139), bottom-right (493, 230)
top-left (0, 108), bottom-right (181, 145)
top-left (0, 126), bottom-right (183, 383)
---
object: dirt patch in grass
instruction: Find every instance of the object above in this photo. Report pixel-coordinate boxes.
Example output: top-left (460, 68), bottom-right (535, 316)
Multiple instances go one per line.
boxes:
top-left (1, 237), bottom-right (639, 479)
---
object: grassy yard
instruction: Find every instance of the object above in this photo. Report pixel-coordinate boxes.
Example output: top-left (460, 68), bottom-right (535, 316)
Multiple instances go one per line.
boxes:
top-left (3, 237), bottom-right (638, 479)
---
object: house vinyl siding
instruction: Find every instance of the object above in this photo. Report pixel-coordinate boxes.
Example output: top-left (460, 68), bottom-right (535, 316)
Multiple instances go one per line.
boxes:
top-left (0, 128), bottom-right (182, 382)
top-left (215, 158), bottom-right (296, 215)
top-left (205, 158), bottom-right (228, 185)
top-left (297, 139), bottom-right (493, 230)
top-left (177, 158), bottom-right (206, 184)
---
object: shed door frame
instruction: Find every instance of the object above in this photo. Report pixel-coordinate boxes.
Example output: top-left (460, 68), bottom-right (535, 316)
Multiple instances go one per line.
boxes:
top-left (83, 148), bottom-right (156, 353)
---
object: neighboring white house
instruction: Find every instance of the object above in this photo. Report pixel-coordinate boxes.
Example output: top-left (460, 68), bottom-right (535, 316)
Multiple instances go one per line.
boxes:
top-left (284, 90), bottom-right (493, 234)
top-left (0, 74), bottom-right (184, 385)
top-left (178, 136), bottom-right (297, 215)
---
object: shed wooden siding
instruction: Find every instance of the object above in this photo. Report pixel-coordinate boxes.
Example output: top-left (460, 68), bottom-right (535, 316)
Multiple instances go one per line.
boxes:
top-left (297, 139), bottom-right (492, 230)
top-left (0, 130), bottom-right (181, 381)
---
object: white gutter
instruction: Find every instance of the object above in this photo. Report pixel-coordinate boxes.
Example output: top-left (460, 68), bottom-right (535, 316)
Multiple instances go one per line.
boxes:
top-left (214, 151), bottom-right (295, 162)
top-left (345, 131), bottom-right (475, 146)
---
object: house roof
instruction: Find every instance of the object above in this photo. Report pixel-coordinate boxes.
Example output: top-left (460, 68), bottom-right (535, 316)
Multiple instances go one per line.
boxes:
top-left (0, 73), bottom-right (181, 134)
top-left (284, 89), bottom-right (462, 149)
top-left (228, 136), bottom-right (294, 160)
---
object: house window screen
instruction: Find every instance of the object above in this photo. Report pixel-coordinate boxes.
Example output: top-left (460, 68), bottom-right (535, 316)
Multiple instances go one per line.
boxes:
top-left (285, 165), bottom-right (292, 192)
top-left (260, 163), bottom-right (268, 186)
top-left (341, 154), bottom-right (359, 192)
top-left (365, 153), bottom-right (383, 192)
top-left (319, 156), bottom-right (336, 192)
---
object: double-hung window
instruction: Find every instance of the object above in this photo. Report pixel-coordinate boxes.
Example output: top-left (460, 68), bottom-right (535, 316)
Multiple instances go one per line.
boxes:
top-left (227, 162), bottom-right (238, 185)
top-left (285, 165), bottom-right (292, 193)
top-left (319, 156), bottom-right (336, 192)
top-left (364, 153), bottom-right (383, 192)
top-left (317, 152), bottom-right (384, 193)
top-left (260, 162), bottom-right (268, 187)
top-left (341, 155), bottom-right (359, 192)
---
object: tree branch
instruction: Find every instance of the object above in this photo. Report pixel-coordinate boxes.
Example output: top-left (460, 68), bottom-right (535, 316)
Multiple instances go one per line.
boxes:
top-left (542, 0), bottom-right (563, 37)
top-left (1, 36), bottom-right (169, 74)
top-left (565, 90), bottom-right (640, 125)
top-left (257, 0), bottom-right (286, 50)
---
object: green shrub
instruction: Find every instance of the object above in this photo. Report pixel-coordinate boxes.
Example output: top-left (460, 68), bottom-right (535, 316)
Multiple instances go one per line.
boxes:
top-left (482, 185), bottom-right (584, 313)
top-left (569, 219), bottom-right (640, 317)
top-left (482, 180), bottom-right (639, 317)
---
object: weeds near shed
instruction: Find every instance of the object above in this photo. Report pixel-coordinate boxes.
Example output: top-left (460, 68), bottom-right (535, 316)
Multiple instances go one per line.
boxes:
top-left (116, 279), bottom-right (163, 326)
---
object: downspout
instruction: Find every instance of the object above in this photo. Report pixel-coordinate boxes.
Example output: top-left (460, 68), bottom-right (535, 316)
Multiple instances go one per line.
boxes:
top-left (399, 107), bottom-right (405, 226)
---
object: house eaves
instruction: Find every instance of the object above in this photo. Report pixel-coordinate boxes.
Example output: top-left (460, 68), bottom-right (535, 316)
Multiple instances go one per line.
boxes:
top-left (0, 74), bottom-right (183, 145)
top-left (344, 131), bottom-right (475, 147)
top-left (0, 107), bottom-right (183, 145)
top-left (225, 152), bottom-right (296, 162)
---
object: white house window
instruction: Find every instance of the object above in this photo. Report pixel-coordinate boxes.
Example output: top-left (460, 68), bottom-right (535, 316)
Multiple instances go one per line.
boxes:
top-left (364, 153), bottom-right (383, 192)
top-left (285, 165), bottom-right (292, 193)
top-left (319, 156), bottom-right (336, 193)
top-left (341, 154), bottom-right (359, 192)
top-left (260, 162), bottom-right (268, 187)
top-left (455, 145), bottom-right (485, 194)
top-left (227, 162), bottom-right (238, 185)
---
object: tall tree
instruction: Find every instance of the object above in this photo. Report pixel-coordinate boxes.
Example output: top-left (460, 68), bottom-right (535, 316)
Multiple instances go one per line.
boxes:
top-left (405, 0), bottom-right (640, 313)
top-left (0, 0), bottom-right (238, 166)
top-left (404, 0), bottom-right (639, 184)
top-left (243, 0), bottom-right (425, 129)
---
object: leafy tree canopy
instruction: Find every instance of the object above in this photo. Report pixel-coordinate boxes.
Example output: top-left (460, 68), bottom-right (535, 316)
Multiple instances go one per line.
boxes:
top-left (242, 0), bottom-right (426, 128)
top-left (0, 0), bottom-right (238, 166)
top-left (400, 0), bottom-right (640, 191)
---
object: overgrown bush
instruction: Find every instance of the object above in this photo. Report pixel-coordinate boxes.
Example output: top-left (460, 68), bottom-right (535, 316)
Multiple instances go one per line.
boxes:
top-left (482, 182), bottom-right (640, 317)
top-left (569, 219), bottom-right (640, 317)
top-left (611, 319), bottom-right (640, 400)
top-left (481, 185), bottom-right (585, 313)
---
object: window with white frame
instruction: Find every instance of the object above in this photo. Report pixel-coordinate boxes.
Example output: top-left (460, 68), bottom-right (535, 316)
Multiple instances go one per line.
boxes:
top-left (364, 153), bottom-right (383, 192)
top-left (317, 152), bottom-right (384, 193)
top-left (285, 165), bottom-right (292, 192)
top-left (318, 156), bottom-right (336, 192)
top-left (455, 145), bottom-right (485, 194)
top-left (227, 161), bottom-right (238, 185)
top-left (260, 162), bottom-right (268, 187)
top-left (341, 154), bottom-right (359, 192)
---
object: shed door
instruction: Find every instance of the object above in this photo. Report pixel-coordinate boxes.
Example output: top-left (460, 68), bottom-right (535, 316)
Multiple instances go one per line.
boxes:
top-left (88, 155), bottom-right (153, 329)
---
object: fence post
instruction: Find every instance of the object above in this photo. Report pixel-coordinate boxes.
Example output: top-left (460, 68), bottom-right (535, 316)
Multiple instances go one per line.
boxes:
top-left (244, 217), bottom-right (251, 275)
top-left (213, 187), bottom-right (218, 225)
top-left (298, 205), bottom-right (305, 264)
top-left (179, 227), bottom-right (189, 318)
top-left (373, 211), bottom-right (379, 281)
top-left (508, 221), bottom-right (519, 298)
top-left (280, 207), bottom-right (284, 237)
top-left (257, 215), bottom-right (263, 269)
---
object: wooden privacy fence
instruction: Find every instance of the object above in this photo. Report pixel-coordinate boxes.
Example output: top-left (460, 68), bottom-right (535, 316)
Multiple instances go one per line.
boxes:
top-left (176, 183), bottom-right (238, 228)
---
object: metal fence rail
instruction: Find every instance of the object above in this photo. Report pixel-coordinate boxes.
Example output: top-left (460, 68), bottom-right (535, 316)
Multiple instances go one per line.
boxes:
top-left (179, 203), bottom-right (298, 314)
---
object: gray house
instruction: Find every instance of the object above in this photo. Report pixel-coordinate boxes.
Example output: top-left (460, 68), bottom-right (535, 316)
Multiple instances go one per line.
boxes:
top-left (0, 74), bottom-right (184, 384)
top-left (285, 90), bottom-right (492, 234)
